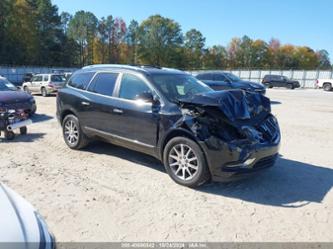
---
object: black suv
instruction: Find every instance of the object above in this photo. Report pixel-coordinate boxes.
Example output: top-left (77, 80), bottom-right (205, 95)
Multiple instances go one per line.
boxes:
top-left (57, 65), bottom-right (281, 187)
top-left (262, 75), bottom-right (300, 89)
top-left (196, 72), bottom-right (266, 95)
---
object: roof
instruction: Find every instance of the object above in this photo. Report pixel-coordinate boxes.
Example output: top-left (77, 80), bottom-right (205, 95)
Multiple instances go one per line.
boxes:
top-left (81, 64), bottom-right (185, 75)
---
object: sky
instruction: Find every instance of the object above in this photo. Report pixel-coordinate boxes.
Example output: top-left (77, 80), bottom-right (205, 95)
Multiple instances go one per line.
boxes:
top-left (53, 0), bottom-right (333, 61)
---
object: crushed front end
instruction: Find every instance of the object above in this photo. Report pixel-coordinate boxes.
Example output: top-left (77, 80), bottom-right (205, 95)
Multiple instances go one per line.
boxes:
top-left (178, 90), bottom-right (281, 182)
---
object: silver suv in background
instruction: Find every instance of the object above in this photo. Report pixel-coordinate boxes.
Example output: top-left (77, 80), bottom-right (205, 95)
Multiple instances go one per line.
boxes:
top-left (22, 74), bottom-right (66, 97)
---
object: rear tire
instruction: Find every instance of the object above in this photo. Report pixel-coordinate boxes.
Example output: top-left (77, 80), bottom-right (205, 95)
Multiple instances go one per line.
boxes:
top-left (287, 83), bottom-right (294, 90)
top-left (62, 114), bottom-right (89, 150)
top-left (323, 83), bottom-right (332, 91)
top-left (163, 137), bottom-right (210, 188)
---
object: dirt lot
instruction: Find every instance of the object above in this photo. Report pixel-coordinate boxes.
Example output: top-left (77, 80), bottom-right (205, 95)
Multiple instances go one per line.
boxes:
top-left (1, 89), bottom-right (333, 242)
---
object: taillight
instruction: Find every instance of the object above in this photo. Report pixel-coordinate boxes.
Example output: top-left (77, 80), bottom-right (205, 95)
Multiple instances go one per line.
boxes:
top-left (316, 80), bottom-right (319, 85)
top-left (48, 83), bottom-right (54, 88)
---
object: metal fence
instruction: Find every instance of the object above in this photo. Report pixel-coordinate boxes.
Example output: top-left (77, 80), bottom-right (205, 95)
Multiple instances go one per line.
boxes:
top-left (1, 66), bottom-right (333, 88)
top-left (0, 66), bottom-right (78, 85)
top-left (191, 69), bottom-right (333, 88)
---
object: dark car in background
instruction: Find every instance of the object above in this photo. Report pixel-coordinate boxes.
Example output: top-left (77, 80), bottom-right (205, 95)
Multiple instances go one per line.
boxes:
top-left (262, 75), bottom-right (300, 89)
top-left (0, 77), bottom-right (36, 116)
top-left (23, 73), bottom-right (34, 83)
top-left (196, 72), bottom-right (266, 95)
top-left (57, 65), bottom-right (280, 188)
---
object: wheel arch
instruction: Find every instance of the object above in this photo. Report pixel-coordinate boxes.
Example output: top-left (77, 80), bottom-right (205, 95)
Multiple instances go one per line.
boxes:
top-left (60, 108), bottom-right (78, 124)
top-left (159, 128), bottom-right (203, 161)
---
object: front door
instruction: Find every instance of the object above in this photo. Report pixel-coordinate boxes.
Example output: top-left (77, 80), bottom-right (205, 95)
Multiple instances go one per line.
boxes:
top-left (110, 73), bottom-right (159, 154)
top-left (31, 75), bottom-right (43, 92)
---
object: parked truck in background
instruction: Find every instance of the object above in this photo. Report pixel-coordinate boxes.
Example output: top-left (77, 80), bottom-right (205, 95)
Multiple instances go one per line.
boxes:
top-left (316, 79), bottom-right (333, 91)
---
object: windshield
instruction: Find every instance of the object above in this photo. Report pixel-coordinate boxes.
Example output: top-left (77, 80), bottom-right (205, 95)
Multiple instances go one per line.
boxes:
top-left (51, 75), bottom-right (66, 82)
top-left (0, 79), bottom-right (17, 91)
top-left (151, 74), bottom-right (212, 103)
top-left (224, 73), bottom-right (241, 82)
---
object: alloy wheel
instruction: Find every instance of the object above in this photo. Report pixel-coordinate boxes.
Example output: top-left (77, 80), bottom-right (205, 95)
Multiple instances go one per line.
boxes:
top-left (64, 119), bottom-right (79, 145)
top-left (168, 144), bottom-right (199, 181)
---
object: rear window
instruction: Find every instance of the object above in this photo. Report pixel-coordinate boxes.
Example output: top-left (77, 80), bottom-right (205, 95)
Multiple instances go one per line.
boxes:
top-left (68, 72), bottom-right (95, 90)
top-left (51, 75), bottom-right (66, 82)
top-left (87, 73), bottom-right (119, 97)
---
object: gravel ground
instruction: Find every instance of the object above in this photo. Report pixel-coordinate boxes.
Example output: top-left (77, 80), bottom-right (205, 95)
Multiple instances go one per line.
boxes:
top-left (0, 89), bottom-right (333, 242)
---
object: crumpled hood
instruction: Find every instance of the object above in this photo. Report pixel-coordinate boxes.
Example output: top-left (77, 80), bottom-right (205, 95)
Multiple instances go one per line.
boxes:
top-left (0, 91), bottom-right (32, 104)
top-left (179, 90), bottom-right (271, 122)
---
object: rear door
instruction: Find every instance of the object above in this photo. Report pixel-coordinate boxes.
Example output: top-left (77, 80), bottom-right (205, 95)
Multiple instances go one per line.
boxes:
top-left (271, 75), bottom-right (280, 87)
top-left (82, 72), bottom-right (120, 133)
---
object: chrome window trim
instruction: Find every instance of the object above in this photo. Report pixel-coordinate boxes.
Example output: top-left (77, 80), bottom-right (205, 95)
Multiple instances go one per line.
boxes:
top-left (67, 70), bottom-right (165, 107)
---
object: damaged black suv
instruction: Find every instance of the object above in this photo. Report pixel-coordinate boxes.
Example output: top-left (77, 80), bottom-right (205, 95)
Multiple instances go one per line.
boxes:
top-left (57, 65), bottom-right (281, 187)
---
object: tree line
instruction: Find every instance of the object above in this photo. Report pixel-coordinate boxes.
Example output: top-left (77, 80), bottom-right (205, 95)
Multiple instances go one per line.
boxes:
top-left (0, 0), bottom-right (332, 70)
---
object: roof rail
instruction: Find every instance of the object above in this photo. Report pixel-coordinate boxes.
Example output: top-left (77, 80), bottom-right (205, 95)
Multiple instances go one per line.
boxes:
top-left (82, 64), bottom-right (146, 72)
top-left (161, 67), bottom-right (185, 73)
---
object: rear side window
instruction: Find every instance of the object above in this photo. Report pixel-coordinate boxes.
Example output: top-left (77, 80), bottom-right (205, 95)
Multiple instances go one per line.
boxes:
top-left (119, 74), bottom-right (151, 100)
top-left (196, 74), bottom-right (212, 80)
top-left (87, 73), bottom-right (119, 97)
top-left (43, 75), bottom-right (49, 81)
top-left (32, 76), bottom-right (42, 82)
top-left (68, 72), bottom-right (95, 90)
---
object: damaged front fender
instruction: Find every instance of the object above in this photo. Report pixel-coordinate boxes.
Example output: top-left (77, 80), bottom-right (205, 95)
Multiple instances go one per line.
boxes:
top-left (172, 90), bottom-right (281, 178)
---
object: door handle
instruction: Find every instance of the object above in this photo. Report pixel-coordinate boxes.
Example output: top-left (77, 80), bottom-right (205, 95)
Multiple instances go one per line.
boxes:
top-left (113, 108), bottom-right (123, 114)
top-left (81, 101), bottom-right (90, 106)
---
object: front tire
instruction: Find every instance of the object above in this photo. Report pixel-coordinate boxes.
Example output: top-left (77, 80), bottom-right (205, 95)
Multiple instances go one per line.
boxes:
top-left (163, 137), bottom-right (210, 188)
top-left (62, 114), bottom-right (89, 150)
top-left (23, 86), bottom-right (30, 94)
top-left (41, 87), bottom-right (48, 97)
top-left (4, 130), bottom-right (15, 140)
top-left (20, 126), bottom-right (27, 135)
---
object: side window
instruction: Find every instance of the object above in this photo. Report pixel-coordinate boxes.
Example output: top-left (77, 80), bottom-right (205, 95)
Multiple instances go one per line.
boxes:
top-left (197, 74), bottom-right (212, 80)
top-left (43, 75), bottom-right (49, 81)
top-left (119, 74), bottom-right (151, 100)
top-left (87, 73), bottom-right (119, 97)
top-left (68, 72), bottom-right (95, 90)
top-left (32, 76), bottom-right (42, 82)
top-left (214, 74), bottom-right (228, 82)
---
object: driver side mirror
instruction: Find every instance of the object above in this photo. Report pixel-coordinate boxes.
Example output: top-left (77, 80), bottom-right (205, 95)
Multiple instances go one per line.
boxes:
top-left (136, 91), bottom-right (156, 103)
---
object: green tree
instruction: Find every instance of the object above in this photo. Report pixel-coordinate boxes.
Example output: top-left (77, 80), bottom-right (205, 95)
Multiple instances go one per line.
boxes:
top-left (126, 20), bottom-right (139, 64)
top-left (68, 11), bottom-right (98, 66)
top-left (184, 29), bottom-right (206, 69)
top-left (138, 15), bottom-right (183, 67)
top-left (202, 45), bottom-right (227, 69)
top-left (316, 50), bottom-right (331, 69)
top-left (60, 12), bottom-right (72, 34)
top-left (4, 0), bottom-right (39, 65)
